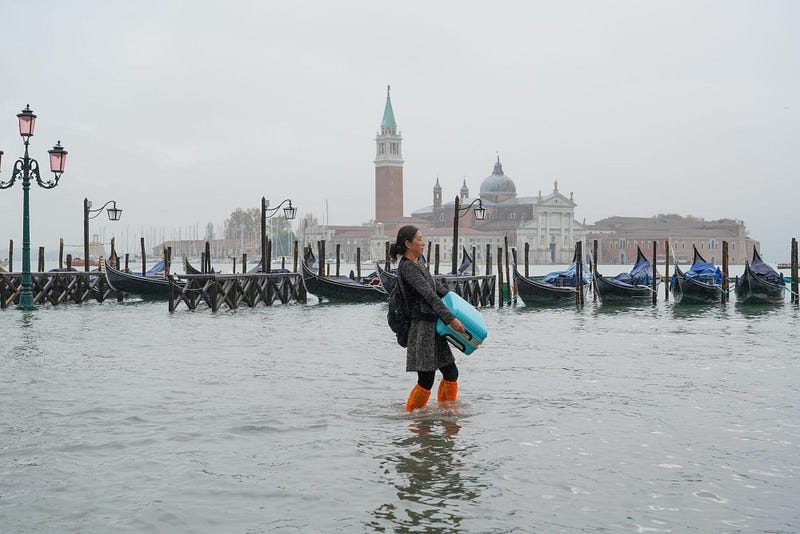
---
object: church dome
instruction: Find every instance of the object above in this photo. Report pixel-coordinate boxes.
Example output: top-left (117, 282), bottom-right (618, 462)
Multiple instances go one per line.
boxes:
top-left (480, 157), bottom-right (516, 195)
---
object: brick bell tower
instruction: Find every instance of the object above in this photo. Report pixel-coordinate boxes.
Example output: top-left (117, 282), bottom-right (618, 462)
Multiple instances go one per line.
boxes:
top-left (374, 85), bottom-right (404, 222)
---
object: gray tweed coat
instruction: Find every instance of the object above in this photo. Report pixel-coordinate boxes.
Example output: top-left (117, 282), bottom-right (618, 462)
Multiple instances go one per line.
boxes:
top-left (397, 257), bottom-right (456, 372)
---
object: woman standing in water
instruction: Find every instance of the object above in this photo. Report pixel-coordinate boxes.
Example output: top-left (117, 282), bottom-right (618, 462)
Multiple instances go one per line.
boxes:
top-left (389, 225), bottom-right (466, 411)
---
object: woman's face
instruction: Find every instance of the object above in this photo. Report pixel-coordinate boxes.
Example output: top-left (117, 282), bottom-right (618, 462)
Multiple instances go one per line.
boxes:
top-left (406, 231), bottom-right (425, 257)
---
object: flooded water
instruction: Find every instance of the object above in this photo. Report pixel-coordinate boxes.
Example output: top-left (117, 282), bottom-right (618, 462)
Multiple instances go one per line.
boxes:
top-left (1, 294), bottom-right (798, 532)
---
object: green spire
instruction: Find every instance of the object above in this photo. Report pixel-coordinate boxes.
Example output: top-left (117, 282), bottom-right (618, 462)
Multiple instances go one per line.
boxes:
top-left (381, 85), bottom-right (396, 128)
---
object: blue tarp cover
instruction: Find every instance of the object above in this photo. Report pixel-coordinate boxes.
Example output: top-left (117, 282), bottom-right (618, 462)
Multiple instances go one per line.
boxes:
top-left (613, 257), bottom-right (652, 286)
top-left (542, 262), bottom-right (590, 287)
top-left (751, 258), bottom-right (784, 285)
top-left (672, 261), bottom-right (722, 286)
top-left (131, 260), bottom-right (166, 277)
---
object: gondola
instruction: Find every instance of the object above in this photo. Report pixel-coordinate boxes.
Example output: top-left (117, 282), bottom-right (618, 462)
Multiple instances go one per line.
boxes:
top-left (670, 246), bottom-right (722, 304)
top-left (595, 247), bottom-right (656, 303)
top-left (301, 261), bottom-right (387, 303)
top-left (375, 248), bottom-right (466, 294)
top-left (376, 262), bottom-right (398, 294)
top-left (514, 255), bottom-right (589, 305)
top-left (735, 247), bottom-right (785, 304)
top-left (184, 258), bottom-right (215, 275)
top-left (105, 260), bottom-right (183, 298)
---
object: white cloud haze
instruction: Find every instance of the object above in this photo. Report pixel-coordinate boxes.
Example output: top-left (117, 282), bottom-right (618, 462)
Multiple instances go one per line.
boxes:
top-left (1, 1), bottom-right (798, 261)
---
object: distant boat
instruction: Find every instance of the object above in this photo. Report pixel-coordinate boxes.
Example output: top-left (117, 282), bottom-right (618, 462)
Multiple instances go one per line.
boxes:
top-left (71, 258), bottom-right (100, 268)
top-left (514, 250), bottom-right (589, 305)
top-left (776, 263), bottom-right (790, 270)
top-left (670, 246), bottom-right (722, 304)
top-left (301, 261), bottom-right (387, 303)
top-left (105, 260), bottom-right (183, 298)
top-left (595, 246), bottom-right (656, 303)
top-left (376, 262), bottom-right (397, 294)
top-left (735, 247), bottom-right (785, 304)
top-left (375, 249), bottom-right (463, 294)
top-left (184, 258), bottom-right (220, 275)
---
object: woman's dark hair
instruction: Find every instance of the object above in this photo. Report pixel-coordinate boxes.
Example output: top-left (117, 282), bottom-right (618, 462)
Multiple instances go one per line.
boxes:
top-left (389, 225), bottom-right (419, 261)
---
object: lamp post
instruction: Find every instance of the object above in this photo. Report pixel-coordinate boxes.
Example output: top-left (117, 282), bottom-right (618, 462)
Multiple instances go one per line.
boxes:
top-left (261, 197), bottom-right (296, 273)
top-left (452, 195), bottom-right (486, 275)
top-left (83, 198), bottom-right (122, 271)
top-left (0, 105), bottom-right (68, 310)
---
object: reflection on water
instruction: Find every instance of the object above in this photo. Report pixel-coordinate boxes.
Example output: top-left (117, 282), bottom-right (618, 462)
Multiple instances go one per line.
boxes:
top-left (368, 415), bottom-right (485, 532)
top-left (591, 302), bottom-right (657, 317)
top-left (735, 301), bottom-right (784, 318)
top-left (2, 296), bottom-right (798, 532)
top-left (11, 312), bottom-right (39, 359)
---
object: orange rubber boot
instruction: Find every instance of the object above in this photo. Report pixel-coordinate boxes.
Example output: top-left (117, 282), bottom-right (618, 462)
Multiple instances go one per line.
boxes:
top-left (405, 384), bottom-right (431, 411)
top-left (437, 379), bottom-right (458, 402)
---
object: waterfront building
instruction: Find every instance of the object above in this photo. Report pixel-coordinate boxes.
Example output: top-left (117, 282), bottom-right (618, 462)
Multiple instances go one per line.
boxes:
top-left (585, 215), bottom-right (759, 265)
top-left (413, 159), bottom-right (584, 264)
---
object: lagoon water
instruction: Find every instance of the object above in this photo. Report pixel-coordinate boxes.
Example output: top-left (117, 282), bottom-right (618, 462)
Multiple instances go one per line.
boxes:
top-left (1, 281), bottom-right (798, 532)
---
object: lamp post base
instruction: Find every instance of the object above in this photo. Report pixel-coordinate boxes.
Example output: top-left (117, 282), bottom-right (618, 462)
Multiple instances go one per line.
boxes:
top-left (17, 291), bottom-right (36, 310)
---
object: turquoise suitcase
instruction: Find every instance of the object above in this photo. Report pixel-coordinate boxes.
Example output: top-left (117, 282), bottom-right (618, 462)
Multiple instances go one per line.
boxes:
top-left (436, 292), bottom-right (487, 355)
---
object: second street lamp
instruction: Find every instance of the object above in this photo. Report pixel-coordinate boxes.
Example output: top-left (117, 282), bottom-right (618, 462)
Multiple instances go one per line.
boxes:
top-left (0, 105), bottom-right (68, 310)
top-left (452, 196), bottom-right (486, 275)
top-left (83, 198), bottom-right (123, 271)
top-left (261, 197), bottom-right (296, 273)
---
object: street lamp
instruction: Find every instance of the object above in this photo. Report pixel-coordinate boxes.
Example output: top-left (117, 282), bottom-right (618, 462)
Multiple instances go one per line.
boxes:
top-left (83, 198), bottom-right (123, 272)
top-left (0, 105), bottom-right (68, 310)
top-left (261, 197), bottom-right (296, 273)
top-left (452, 195), bottom-right (486, 275)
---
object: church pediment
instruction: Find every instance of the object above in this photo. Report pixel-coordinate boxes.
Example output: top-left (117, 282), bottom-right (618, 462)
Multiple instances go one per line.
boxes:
top-left (537, 192), bottom-right (575, 208)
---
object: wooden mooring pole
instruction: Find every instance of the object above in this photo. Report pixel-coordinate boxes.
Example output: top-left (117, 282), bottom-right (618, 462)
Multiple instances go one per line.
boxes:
top-left (293, 240), bottom-right (299, 273)
top-left (356, 247), bottom-right (361, 279)
top-left (593, 239), bottom-right (599, 302)
top-left (8, 240), bottom-right (13, 272)
top-left (472, 245), bottom-right (477, 276)
top-left (503, 236), bottom-right (516, 303)
top-left (336, 244), bottom-right (341, 277)
top-left (511, 248), bottom-right (518, 305)
top-left (318, 241), bottom-right (325, 277)
top-left (575, 241), bottom-right (582, 307)
top-left (205, 241), bottom-right (211, 273)
top-left (792, 238), bottom-right (798, 304)
top-left (524, 242), bottom-right (529, 278)
top-left (427, 242), bottom-right (432, 272)
top-left (652, 241), bottom-right (657, 305)
top-left (504, 236), bottom-right (512, 302)
top-left (434, 244), bottom-right (440, 275)
top-left (497, 246), bottom-right (504, 308)
top-left (664, 240), bottom-right (670, 301)
top-left (59, 238), bottom-right (64, 269)
top-left (485, 244), bottom-right (491, 280)
top-left (722, 241), bottom-right (729, 303)
top-left (38, 247), bottom-right (45, 272)
top-left (385, 241), bottom-right (390, 271)
top-left (66, 254), bottom-right (73, 270)
top-left (141, 237), bottom-right (147, 277)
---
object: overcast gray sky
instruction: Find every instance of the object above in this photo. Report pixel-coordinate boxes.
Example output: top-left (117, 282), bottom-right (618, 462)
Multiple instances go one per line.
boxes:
top-left (1, 1), bottom-right (797, 261)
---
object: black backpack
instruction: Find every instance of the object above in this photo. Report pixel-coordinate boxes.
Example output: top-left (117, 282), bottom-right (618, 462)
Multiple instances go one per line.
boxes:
top-left (387, 273), bottom-right (411, 348)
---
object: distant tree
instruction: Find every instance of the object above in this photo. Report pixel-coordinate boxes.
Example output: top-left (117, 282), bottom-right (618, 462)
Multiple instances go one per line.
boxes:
top-left (224, 208), bottom-right (261, 240)
top-left (655, 213), bottom-right (705, 222)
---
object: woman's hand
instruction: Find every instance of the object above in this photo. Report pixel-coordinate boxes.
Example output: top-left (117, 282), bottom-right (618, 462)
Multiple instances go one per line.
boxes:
top-left (448, 318), bottom-right (466, 335)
